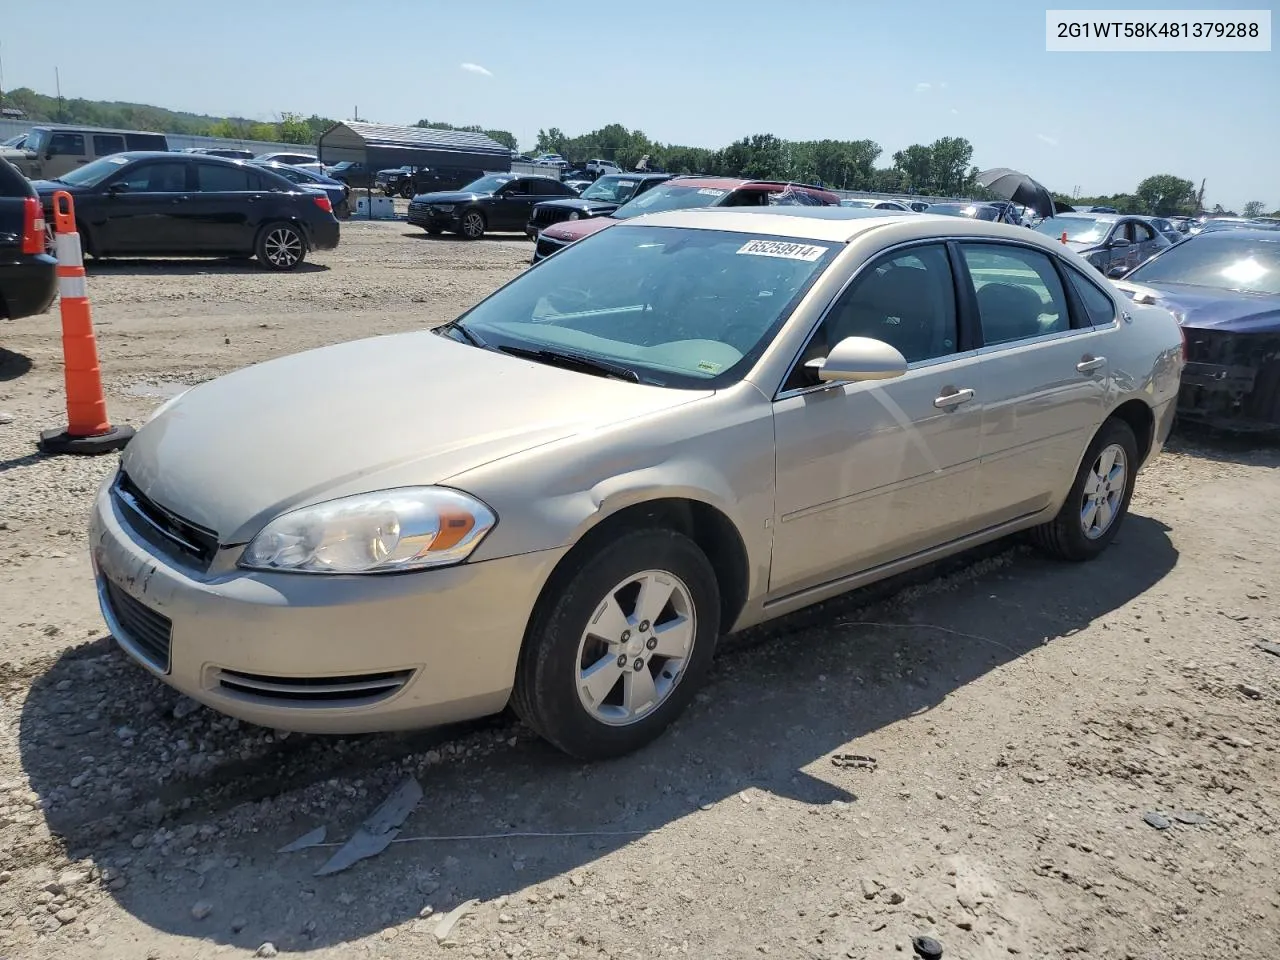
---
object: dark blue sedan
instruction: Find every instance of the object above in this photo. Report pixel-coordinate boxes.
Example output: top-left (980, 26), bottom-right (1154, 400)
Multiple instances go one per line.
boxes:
top-left (252, 161), bottom-right (351, 219)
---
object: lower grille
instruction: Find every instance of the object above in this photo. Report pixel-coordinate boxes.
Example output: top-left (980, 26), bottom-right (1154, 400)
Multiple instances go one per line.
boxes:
top-left (216, 668), bottom-right (413, 707)
top-left (104, 580), bottom-right (173, 673)
top-left (1179, 328), bottom-right (1280, 428)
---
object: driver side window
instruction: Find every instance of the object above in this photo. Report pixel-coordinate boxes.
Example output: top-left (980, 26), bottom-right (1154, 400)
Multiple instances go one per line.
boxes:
top-left (784, 243), bottom-right (958, 391)
top-left (113, 161), bottom-right (188, 192)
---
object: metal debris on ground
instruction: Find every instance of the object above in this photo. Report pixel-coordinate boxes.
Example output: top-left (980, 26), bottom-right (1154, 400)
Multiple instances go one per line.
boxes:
top-left (1143, 811), bottom-right (1171, 830)
top-left (1173, 811), bottom-right (1210, 825)
top-left (1256, 641), bottom-right (1280, 657)
top-left (831, 754), bottom-right (878, 770)
top-left (278, 826), bottom-right (327, 853)
top-left (432, 898), bottom-right (478, 942)
top-left (315, 776), bottom-right (423, 876)
top-left (912, 934), bottom-right (944, 959)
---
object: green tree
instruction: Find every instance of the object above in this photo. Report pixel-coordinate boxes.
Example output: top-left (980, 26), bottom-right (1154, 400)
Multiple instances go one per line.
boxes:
top-left (1135, 174), bottom-right (1197, 215)
top-left (891, 144), bottom-right (933, 191)
top-left (1243, 200), bottom-right (1266, 218)
top-left (927, 136), bottom-right (974, 195)
top-left (277, 112), bottom-right (313, 144)
top-left (534, 127), bottom-right (568, 155)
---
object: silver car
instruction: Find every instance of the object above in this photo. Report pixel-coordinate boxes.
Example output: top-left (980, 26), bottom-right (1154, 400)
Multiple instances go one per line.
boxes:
top-left (89, 208), bottom-right (1184, 760)
top-left (1035, 213), bottom-right (1172, 277)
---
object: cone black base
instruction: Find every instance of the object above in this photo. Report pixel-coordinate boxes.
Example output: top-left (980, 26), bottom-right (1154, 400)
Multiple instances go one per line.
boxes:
top-left (38, 424), bottom-right (135, 456)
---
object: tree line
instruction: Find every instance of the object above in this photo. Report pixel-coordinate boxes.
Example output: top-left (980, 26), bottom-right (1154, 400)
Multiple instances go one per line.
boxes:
top-left (3, 87), bottom-right (1269, 214)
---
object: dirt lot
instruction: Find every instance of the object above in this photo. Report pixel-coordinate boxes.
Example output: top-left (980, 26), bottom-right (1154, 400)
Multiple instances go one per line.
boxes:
top-left (0, 219), bottom-right (1278, 960)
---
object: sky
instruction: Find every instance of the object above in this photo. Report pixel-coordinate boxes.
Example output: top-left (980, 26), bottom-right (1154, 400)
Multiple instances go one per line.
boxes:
top-left (2, 0), bottom-right (1276, 210)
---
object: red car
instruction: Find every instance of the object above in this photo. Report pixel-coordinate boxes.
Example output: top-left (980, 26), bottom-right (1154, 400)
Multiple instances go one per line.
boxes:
top-left (530, 176), bottom-right (841, 263)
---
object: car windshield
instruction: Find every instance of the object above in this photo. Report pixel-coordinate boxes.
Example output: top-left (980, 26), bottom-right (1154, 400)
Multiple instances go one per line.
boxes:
top-left (1035, 216), bottom-right (1113, 244)
top-left (580, 176), bottom-right (644, 203)
top-left (55, 154), bottom-right (133, 186)
top-left (928, 203), bottom-right (994, 220)
top-left (462, 174), bottom-right (514, 194)
top-left (611, 183), bottom-right (729, 220)
top-left (451, 225), bottom-right (838, 388)
top-left (1127, 236), bottom-right (1280, 295)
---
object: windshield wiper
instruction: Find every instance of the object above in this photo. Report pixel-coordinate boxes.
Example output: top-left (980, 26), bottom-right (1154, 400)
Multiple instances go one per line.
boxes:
top-left (498, 345), bottom-right (641, 383)
top-left (437, 319), bottom-right (486, 347)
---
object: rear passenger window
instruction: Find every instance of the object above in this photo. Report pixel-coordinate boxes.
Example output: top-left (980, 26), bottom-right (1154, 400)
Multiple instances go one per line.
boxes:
top-left (195, 164), bottom-right (253, 192)
top-left (48, 132), bottom-right (85, 156)
top-left (960, 244), bottom-right (1071, 346)
top-left (93, 134), bottom-right (125, 156)
top-left (1066, 266), bottom-right (1118, 326)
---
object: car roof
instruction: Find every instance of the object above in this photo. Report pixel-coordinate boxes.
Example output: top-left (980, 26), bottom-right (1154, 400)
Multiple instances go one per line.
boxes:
top-left (618, 206), bottom-right (1056, 244)
top-left (1190, 228), bottom-right (1280, 240)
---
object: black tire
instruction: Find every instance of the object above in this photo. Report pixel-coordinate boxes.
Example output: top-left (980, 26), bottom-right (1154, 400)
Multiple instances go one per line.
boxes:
top-left (255, 221), bottom-right (307, 271)
top-left (511, 528), bottom-right (721, 761)
top-left (399, 183), bottom-right (414, 200)
top-left (1030, 417), bottom-right (1139, 562)
top-left (382, 187), bottom-right (395, 197)
top-left (457, 208), bottom-right (486, 240)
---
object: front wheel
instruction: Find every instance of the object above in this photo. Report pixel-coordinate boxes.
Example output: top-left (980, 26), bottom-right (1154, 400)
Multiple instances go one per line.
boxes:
top-left (400, 183), bottom-right (414, 200)
top-left (256, 222), bottom-right (307, 271)
top-left (457, 209), bottom-right (486, 240)
top-left (1030, 417), bottom-right (1139, 561)
top-left (511, 529), bottom-right (721, 760)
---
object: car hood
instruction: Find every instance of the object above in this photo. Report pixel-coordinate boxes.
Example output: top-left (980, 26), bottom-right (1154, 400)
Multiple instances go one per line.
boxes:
top-left (537, 198), bottom-right (617, 215)
top-left (121, 331), bottom-right (709, 544)
top-left (1123, 282), bottom-right (1280, 333)
top-left (543, 215), bottom-right (618, 243)
top-left (30, 179), bottom-right (92, 196)
top-left (412, 191), bottom-right (485, 204)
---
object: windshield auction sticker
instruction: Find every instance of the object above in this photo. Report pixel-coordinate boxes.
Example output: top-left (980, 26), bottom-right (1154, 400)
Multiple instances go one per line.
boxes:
top-left (1046, 9), bottom-right (1271, 51)
top-left (737, 240), bottom-right (828, 261)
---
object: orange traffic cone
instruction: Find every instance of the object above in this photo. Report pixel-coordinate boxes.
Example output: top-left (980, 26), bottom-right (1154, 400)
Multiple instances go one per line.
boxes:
top-left (37, 191), bottom-right (134, 455)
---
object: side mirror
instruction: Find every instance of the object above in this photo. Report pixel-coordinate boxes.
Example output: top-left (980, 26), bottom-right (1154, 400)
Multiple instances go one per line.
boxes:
top-left (1106, 264), bottom-right (1129, 279)
top-left (805, 336), bottom-right (908, 383)
top-left (1109, 237), bottom-right (1131, 248)
top-left (107, 182), bottom-right (130, 194)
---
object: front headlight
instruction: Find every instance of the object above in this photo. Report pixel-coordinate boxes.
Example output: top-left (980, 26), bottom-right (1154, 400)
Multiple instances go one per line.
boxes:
top-left (567, 211), bottom-right (580, 220)
top-left (432, 203), bottom-right (455, 213)
top-left (238, 487), bottom-right (496, 575)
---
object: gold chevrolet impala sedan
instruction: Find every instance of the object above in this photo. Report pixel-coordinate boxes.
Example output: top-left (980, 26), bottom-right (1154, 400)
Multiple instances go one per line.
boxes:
top-left (90, 206), bottom-right (1185, 760)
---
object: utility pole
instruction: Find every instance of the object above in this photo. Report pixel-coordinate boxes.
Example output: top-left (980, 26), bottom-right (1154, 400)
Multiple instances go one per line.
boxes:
top-left (55, 66), bottom-right (65, 121)
top-left (1195, 178), bottom-right (1206, 214)
top-left (0, 41), bottom-right (6, 115)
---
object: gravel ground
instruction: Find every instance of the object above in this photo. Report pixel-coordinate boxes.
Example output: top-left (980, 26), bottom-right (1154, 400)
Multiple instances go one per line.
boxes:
top-left (0, 219), bottom-right (1278, 960)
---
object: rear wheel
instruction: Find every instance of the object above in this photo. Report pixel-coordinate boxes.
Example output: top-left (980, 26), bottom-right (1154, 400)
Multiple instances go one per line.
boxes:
top-left (255, 222), bottom-right (307, 271)
top-left (399, 183), bottom-right (414, 200)
top-left (457, 209), bottom-right (486, 240)
top-left (511, 528), bottom-right (720, 760)
top-left (1030, 417), bottom-right (1139, 561)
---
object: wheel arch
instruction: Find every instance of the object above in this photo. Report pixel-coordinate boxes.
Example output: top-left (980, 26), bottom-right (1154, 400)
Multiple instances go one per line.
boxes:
top-left (522, 497), bottom-right (752, 649)
top-left (1108, 398), bottom-right (1156, 467)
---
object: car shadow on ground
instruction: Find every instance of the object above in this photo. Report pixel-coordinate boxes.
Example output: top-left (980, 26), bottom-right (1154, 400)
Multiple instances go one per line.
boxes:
top-left (0, 347), bottom-right (33, 382)
top-left (85, 259), bottom-right (329, 276)
top-left (18, 515), bottom-right (1178, 949)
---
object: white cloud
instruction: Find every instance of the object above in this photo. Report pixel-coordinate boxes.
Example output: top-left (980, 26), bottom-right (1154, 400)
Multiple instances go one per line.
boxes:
top-left (940, 81), bottom-right (949, 89)
top-left (914, 82), bottom-right (932, 93)
top-left (460, 62), bottom-right (493, 77)
top-left (1037, 133), bottom-right (1059, 146)
top-left (950, 108), bottom-right (960, 115)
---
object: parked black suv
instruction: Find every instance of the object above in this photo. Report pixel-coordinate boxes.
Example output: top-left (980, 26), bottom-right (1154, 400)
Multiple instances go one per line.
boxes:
top-left (31, 152), bottom-right (341, 270)
top-left (0, 157), bottom-right (57, 320)
top-left (527, 172), bottom-right (672, 237)
top-left (408, 174), bottom-right (578, 239)
top-left (378, 165), bottom-right (491, 199)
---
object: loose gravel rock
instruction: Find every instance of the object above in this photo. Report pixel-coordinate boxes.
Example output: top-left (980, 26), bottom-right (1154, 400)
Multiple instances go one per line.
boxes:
top-left (1, 221), bottom-right (1278, 959)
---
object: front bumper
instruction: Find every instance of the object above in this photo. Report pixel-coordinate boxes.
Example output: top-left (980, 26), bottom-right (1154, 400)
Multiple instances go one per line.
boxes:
top-left (1177, 327), bottom-right (1280, 432)
top-left (407, 205), bottom-right (459, 229)
top-left (89, 477), bottom-right (566, 734)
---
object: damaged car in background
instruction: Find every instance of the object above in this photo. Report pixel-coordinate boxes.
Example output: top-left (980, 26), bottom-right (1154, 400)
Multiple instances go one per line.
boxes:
top-left (1114, 228), bottom-right (1280, 435)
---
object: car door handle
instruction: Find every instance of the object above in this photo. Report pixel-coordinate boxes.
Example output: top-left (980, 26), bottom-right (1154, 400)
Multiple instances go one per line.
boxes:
top-left (933, 388), bottom-right (975, 409)
top-left (171, 196), bottom-right (190, 204)
top-left (1076, 356), bottom-right (1106, 374)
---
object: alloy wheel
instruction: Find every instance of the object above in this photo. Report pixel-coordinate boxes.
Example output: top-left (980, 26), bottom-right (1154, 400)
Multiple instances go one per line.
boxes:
top-left (1080, 442), bottom-right (1127, 540)
top-left (461, 212), bottom-right (485, 239)
top-left (263, 227), bottom-right (303, 268)
top-left (575, 570), bottom-right (696, 726)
